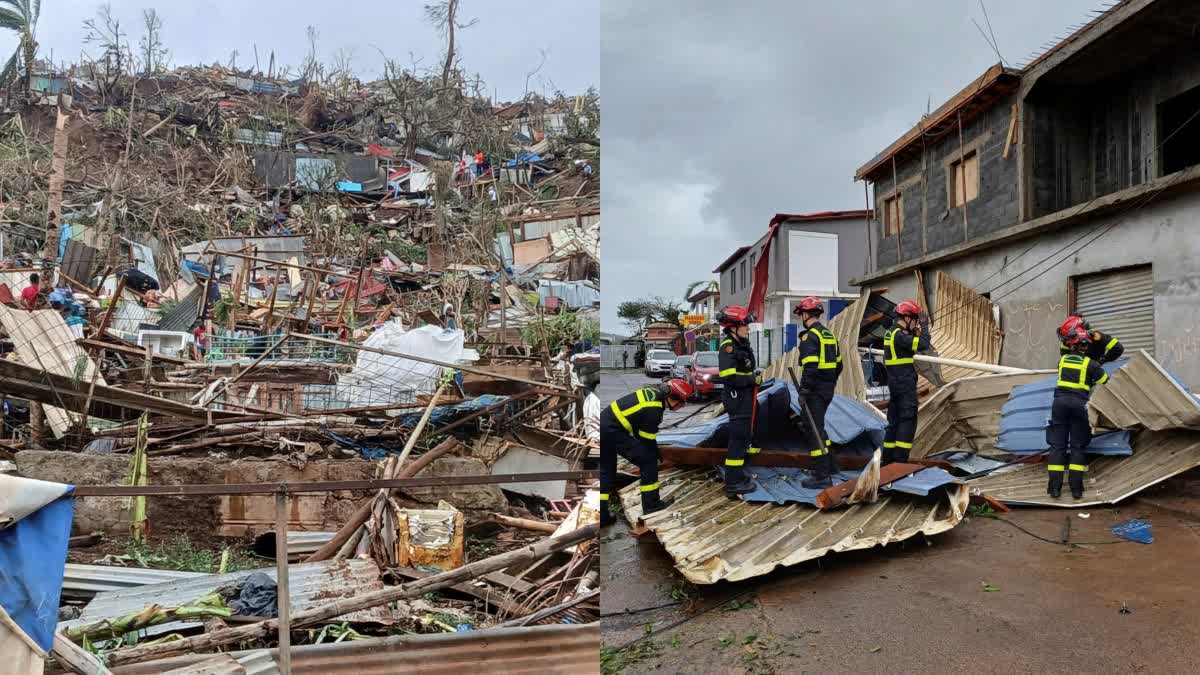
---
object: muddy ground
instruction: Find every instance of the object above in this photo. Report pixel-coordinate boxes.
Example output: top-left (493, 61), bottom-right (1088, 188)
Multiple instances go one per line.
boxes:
top-left (600, 370), bottom-right (1200, 674)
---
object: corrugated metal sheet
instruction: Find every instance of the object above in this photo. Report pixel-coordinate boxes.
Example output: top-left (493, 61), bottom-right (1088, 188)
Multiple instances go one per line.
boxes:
top-left (885, 467), bottom-right (959, 496)
top-left (110, 292), bottom-right (162, 335)
top-left (537, 280), bottom-right (599, 308)
top-left (61, 564), bottom-right (208, 600)
top-left (967, 430), bottom-right (1200, 507)
top-left (910, 371), bottom-right (1053, 458)
top-left (1075, 266), bottom-right (1154, 354)
top-left (621, 468), bottom-right (969, 584)
top-left (929, 451), bottom-right (1007, 475)
top-left (111, 623), bottom-right (598, 675)
top-left (295, 157), bottom-right (336, 191)
top-left (928, 271), bottom-right (1002, 383)
top-left (180, 236), bottom-right (308, 281)
top-left (1089, 350), bottom-right (1200, 431)
top-left (996, 360), bottom-right (1132, 455)
top-left (721, 466), bottom-right (860, 505)
top-left (764, 290), bottom-right (869, 399)
top-left (160, 651), bottom-right (278, 675)
top-left (157, 285), bottom-right (203, 333)
top-left (233, 129), bottom-right (283, 147)
top-left (65, 560), bottom-right (394, 634)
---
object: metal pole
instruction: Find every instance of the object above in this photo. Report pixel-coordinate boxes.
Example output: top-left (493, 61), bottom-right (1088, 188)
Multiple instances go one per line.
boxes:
top-left (858, 347), bottom-right (1035, 374)
top-left (275, 490), bottom-right (292, 675)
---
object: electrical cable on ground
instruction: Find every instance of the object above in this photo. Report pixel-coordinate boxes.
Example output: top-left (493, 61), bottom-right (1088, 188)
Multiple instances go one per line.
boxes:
top-left (609, 588), bottom-right (758, 653)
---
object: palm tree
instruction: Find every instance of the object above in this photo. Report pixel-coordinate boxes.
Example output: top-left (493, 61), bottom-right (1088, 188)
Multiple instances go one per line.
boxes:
top-left (684, 279), bottom-right (718, 301)
top-left (0, 0), bottom-right (39, 91)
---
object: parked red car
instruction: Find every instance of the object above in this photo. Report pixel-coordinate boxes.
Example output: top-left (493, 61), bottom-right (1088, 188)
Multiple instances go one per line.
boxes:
top-left (687, 351), bottom-right (722, 399)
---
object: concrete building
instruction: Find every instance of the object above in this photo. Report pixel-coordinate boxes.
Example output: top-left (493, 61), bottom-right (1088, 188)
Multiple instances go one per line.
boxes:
top-left (852, 0), bottom-right (1200, 388)
top-left (714, 211), bottom-right (869, 330)
top-left (685, 284), bottom-right (720, 323)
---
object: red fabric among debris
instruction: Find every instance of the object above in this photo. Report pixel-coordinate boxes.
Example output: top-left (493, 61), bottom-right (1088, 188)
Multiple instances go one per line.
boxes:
top-left (367, 144), bottom-right (397, 158)
top-left (747, 215), bottom-right (785, 321)
top-left (334, 275), bottom-right (389, 299)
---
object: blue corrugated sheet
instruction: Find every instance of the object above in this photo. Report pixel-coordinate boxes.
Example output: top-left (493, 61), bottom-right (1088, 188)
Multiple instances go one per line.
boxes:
top-left (537, 280), bottom-right (599, 309)
top-left (929, 451), bottom-right (1007, 476)
top-left (885, 467), bottom-right (959, 496)
top-left (718, 467), bottom-right (858, 505)
top-left (996, 360), bottom-right (1133, 456)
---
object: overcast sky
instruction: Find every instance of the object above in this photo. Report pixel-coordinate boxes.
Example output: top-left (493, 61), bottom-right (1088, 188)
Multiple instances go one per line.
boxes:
top-left (0, 1), bottom-right (597, 100)
top-left (601, 0), bottom-right (1103, 335)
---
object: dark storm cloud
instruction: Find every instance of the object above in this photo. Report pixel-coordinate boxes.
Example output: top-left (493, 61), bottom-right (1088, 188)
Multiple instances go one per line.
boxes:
top-left (1, 1), bottom-right (597, 100)
top-left (601, 0), bottom-right (1103, 334)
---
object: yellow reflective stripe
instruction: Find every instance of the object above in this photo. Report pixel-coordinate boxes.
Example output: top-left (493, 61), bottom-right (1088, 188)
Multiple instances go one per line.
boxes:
top-left (1105, 337), bottom-right (1119, 352)
top-left (1096, 371), bottom-right (1109, 385)
top-left (725, 458), bottom-right (745, 466)
top-left (1069, 464), bottom-right (1088, 472)
top-left (599, 493), bottom-right (609, 500)
top-left (810, 448), bottom-right (826, 457)
top-left (1057, 356), bottom-right (1091, 390)
top-left (801, 356), bottom-right (819, 364)
top-left (638, 430), bottom-right (657, 440)
top-left (894, 441), bottom-right (913, 449)
top-left (610, 400), bottom-right (634, 434)
top-left (883, 442), bottom-right (896, 448)
top-left (640, 482), bottom-right (661, 492)
top-left (883, 327), bottom-right (913, 365)
top-left (747, 447), bottom-right (761, 454)
top-left (912, 336), bottom-right (920, 351)
top-left (611, 390), bottom-right (663, 437)
top-left (721, 339), bottom-right (733, 346)
top-left (1047, 464), bottom-right (1065, 472)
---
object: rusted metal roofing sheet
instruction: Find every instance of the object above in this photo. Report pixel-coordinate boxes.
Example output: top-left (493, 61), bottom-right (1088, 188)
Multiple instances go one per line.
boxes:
top-left (1089, 350), bottom-right (1200, 431)
top-left (911, 371), bottom-right (1051, 459)
top-left (67, 560), bottom-right (394, 632)
top-left (966, 430), bottom-right (1200, 507)
top-left (619, 467), bottom-right (968, 584)
top-left (111, 623), bottom-right (599, 675)
top-left (928, 271), bottom-right (1003, 384)
top-left (62, 564), bottom-right (208, 600)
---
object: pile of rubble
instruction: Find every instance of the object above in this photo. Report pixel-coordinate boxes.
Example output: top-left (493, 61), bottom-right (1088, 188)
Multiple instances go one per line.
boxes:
top-left (0, 55), bottom-right (600, 674)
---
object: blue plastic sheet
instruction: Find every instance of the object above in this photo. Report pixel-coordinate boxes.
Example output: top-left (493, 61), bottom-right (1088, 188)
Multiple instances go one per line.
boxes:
top-left (397, 394), bottom-right (509, 430)
top-left (718, 466), bottom-right (858, 505)
top-left (885, 467), bottom-right (959, 496)
top-left (0, 489), bottom-right (74, 652)
top-left (1111, 519), bottom-right (1154, 544)
top-left (996, 359), bottom-right (1132, 456)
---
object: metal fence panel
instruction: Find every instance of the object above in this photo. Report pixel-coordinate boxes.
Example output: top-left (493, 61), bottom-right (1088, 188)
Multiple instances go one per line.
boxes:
top-left (601, 344), bottom-right (639, 368)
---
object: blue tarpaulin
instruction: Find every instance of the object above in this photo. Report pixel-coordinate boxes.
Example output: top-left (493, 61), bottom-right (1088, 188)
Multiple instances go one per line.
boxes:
top-left (1111, 519), bottom-right (1154, 544)
top-left (505, 151), bottom-right (542, 167)
top-left (397, 394), bottom-right (510, 430)
top-left (885, 467), bottom-right (959, 496)
top-left (0, 476), bottom-right (75, 653)
top-left (996, 360), bottom-right (1133, 456)
top-left (718, 467), bottom-right (859, 505)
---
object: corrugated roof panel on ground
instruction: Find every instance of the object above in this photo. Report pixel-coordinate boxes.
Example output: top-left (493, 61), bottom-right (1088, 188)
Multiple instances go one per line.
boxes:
top-left (620, 467), bottom-right (968, 584)
top-left (885, 467), bottom-right (960, 496)
top-left (716, 467), bottom-right (858, 506)
top-left (61, 564), bottom-right (208, 600)
top-left (1089, 350), bottom-right (1200, 431)
top-left (929, 451), bottom-right (1009, 475)
top-left (966, 430), bottom-right (1200, 507)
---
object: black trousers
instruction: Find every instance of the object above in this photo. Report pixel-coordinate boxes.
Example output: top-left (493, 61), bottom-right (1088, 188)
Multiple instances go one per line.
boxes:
top-left (722, 386), bottom-right (755, 481)
top-left (1046, 395), bottom-right (1090, 492)
top-left (884, 387), bottom-right (918, 462)
top-left (599, 414), bottom-right (659, 516)
top-left (803, 391), bottom-right (834, 465)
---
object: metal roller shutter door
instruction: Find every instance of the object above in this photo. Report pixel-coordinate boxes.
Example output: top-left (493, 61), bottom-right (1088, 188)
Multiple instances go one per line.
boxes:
top-left (1074, 266), bottom-right (1154, 354)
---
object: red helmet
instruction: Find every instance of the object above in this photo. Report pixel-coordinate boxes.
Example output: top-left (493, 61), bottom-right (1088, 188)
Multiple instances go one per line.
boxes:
top-left (664, 379), bottom-right (693, 401)
top-left (718, 305), bottom-right (754, 328)
top-left (1058, 316), bottom-right (1086, 340)
top-left (895, 300), bottom-right (922, 318)
top-left (793, 297), bottom-right (823, 316)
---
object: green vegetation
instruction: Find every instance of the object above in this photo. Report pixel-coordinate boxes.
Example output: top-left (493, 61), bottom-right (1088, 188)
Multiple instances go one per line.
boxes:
top-left (124, 535), bottom-right (259, 574)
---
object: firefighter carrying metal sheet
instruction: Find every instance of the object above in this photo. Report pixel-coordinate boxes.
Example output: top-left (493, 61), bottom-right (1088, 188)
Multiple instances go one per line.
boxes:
top-left (881, 300), bottom-right (932, 464)
top-left (1047, 318), bottom-right (1109, 500)
top-left (599, 378), bottom-right (693, 527)
top-left (716, 305), bottom-right (760, 497)
top-left (794, 297), bottom-right (843, 489)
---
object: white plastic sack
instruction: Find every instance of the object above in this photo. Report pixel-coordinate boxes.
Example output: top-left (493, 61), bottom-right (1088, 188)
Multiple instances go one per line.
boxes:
top-left (336, 322), bottom-right (468, 408)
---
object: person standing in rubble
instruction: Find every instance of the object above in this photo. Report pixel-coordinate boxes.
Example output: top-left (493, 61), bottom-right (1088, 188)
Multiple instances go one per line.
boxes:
top-left (599, 378), bottom-right (692, 527)
top-left (1047, 319), bottom-right (1110, 499)
top-left (1058, 315), bottom-right (1124, 364)
top-left (794, 297), bottom-right (843, 489)
top-left (716, 305), bottom-right (759, 497)
top-left (881, 300), bottom-right (932, 464)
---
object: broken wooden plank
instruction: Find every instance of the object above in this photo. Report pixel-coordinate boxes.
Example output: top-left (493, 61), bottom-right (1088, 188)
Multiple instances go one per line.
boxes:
top-left (491, 513), bottom-right (558, 534)
top-left (816, 462), bottom-right (925, 509)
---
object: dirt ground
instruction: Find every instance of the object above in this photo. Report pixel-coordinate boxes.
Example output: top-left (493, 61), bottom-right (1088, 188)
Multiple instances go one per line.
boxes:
top-left (599, 370), bottom-right (1200, 674)
top-left (602, 494), bottom-right (1200, 674)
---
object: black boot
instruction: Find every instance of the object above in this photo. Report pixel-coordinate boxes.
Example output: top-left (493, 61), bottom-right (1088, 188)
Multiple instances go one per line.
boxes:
top-left (723, 466), bottom-right (755, 496)
top-left (1069, 470), bottom-right (1084, 500)
top-left (1047, 472), bottom-right (1062, 499)
top-left (802, 451), bottom-right (835, 489)
top-left (641, 489), bottom-right (674, 515)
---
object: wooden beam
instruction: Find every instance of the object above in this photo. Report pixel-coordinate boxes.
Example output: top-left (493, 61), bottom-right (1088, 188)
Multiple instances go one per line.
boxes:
top-left (1002, 102), bottom-right (1019, 160)
top-left (815, 462), bottom-right (926, 509)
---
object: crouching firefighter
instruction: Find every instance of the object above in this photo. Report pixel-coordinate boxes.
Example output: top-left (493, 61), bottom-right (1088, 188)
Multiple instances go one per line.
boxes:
top-left (1058, 315), bottom-right (1123, 364)
top-left (599, 378), bottom-right (693, 526)
top-left (1047, 319), bottom-right (1109, 500)
top-left (717, 305), bottom-right (761, 497)
top-left (794, 297), bottom-right (843, 489)
top-left (881, 300), bottom-right (932, 463)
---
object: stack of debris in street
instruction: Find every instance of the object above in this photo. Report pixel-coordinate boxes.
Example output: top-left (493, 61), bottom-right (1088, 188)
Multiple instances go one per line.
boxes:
top-left (620, 276), bottom-right (1200, 583)
top-left (0, 50), bottom-right (599, 673)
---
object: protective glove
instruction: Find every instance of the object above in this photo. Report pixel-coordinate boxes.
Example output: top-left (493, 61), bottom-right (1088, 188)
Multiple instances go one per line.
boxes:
top-left (754, 368), bottom-right (764, 385)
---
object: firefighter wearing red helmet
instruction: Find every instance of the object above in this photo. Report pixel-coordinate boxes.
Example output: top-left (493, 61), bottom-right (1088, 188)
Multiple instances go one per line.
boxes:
top-left (793, 297), bottom-right (843, 489)
top-left (1057, 315), bottom-right (1124, 364)
top-left (715, 305), bottom-right (760, 496)
top-left (1047, 318), bottom-right (1109, 500)
top-left (599, 378), bottom-right (693, 526)
top-left (880, 300), bottom-right (933, 464)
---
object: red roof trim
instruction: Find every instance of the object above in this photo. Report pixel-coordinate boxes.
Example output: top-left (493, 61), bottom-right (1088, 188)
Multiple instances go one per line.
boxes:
top-left (774, 210), bottom-right (873, 222)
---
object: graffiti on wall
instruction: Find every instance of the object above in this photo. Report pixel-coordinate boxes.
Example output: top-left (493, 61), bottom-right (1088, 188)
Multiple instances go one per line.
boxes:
top-left (1002, 301), bottom-right (1065, 363)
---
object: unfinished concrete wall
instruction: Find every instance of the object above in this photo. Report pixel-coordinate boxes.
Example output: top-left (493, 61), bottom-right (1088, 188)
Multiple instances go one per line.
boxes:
top-left (873, 93), bottom-right (1020, 269)
top-left (15, 452), bottom-right (506, 537)
top-left (878, 189), bottom-right (1200, 387)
